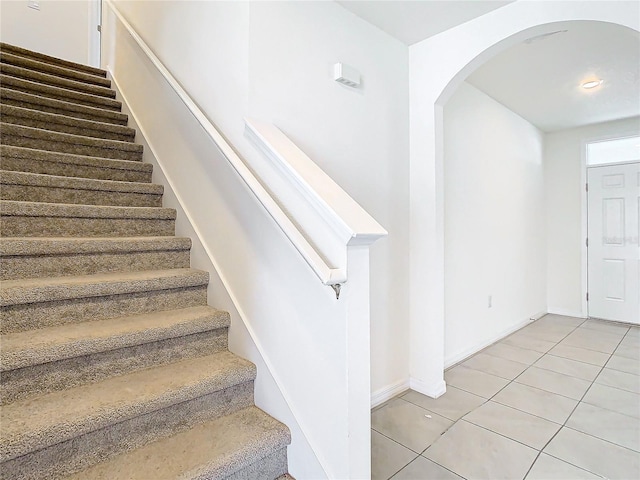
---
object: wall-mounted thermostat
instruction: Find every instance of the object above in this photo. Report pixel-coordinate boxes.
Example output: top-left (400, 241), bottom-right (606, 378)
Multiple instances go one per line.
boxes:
top-left (333, 63), bottom-right (360, 88)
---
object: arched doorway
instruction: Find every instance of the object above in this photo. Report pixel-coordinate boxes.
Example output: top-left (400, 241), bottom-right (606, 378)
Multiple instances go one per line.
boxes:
top-left (408, 1), bottom-right (640, 397)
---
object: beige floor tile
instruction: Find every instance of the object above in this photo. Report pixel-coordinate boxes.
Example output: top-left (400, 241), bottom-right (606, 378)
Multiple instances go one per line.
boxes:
top-left (372, 430), bottom-right (417, 480)
top-left (615, 344), bottom-right (640, 361)
top-left (595, 368), bottom-right (640, 394)
top-left (580, 319), bottom-right (630, 336)
top-left (517, 326), bottom-right (572, 343)
top-left (515, 367), bottom-right (591, 400)
top-left (560, 329), bottom-right (623, 354)
top-left (533, 355), bottom-right (601, 381)
top-left (525, 453), bottom-right (603, 480)
top-left (544, 427), bottom-right (640, 480)
top-left (444, 365), bottom-right (509, 398)
top-left (625, 327), bottom-right (640, 338)
top-left (607, 354), bottom-right (640, 375)
top-left (462, 352), bottom-right (528, 380)
top-left (620, 334), bottom-right (640, 349)
top-left (371, 398), bottom-right (454, 453)
top-left (536, 314), bottom-right (585, 327)
top-left (463, 401), bottom-right (561, 450)
top-left (483, 342), bottom-right (544, 365)
top-left (582, 383), bottom-right (640, 419)
top-left (503, 333), bottom-right (557, 353)
top-left (424, 420), bottom-right (538, 480)
top-left (403, 387), bottom-right (485, 421)
top-left (391, 456), bottom-right (462, 480)
top-left (547, 344), bottom-right (610, 367)
top-left (493, 382), bottom-right (578, 424)
top-left (567, 402), bottom-right (640, 452)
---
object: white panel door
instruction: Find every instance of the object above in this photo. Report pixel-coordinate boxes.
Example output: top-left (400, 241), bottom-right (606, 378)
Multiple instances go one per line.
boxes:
top-left (587, 162), bottom-right (640, 324)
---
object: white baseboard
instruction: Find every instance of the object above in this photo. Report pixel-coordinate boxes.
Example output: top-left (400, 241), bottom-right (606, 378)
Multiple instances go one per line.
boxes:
top-left (547, 308), bottom-right (587, 319)
top-left (444, 315), bottom-right (536, 369)
top-left (410, 378), bottom-right (446, 399)
top-left (371, 379), bottom-right (410, 408)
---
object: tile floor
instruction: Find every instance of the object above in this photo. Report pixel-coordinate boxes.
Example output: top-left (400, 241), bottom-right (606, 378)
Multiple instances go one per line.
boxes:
top-left (372, 314), bottom-right (640, 480)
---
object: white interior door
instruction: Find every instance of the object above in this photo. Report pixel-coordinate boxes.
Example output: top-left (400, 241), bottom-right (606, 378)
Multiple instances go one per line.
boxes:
top-left (587, 162), bottom-right (640, 324)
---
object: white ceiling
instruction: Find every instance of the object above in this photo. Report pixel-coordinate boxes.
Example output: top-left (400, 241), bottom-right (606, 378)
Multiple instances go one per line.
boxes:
top-left (337, 2), bottom-right (640, 132)
top-left (466, 21), bottom-right (640, 132)
top-left (337, 0), bottom-right (511, 46)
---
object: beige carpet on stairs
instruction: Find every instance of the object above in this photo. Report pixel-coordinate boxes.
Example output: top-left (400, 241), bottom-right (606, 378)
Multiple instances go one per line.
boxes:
top-left (0, 42), bottom-right (292, 480)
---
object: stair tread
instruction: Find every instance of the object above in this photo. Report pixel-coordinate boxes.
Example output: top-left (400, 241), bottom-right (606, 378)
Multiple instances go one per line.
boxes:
top-left (0, 63), bottom-right (115, 98)
top-left (1, 305), bottom-right (229, 371)
top-left (1, 104), bottom-right (135, 138)
top-left (0, 145), bottom-right (152, 174)
top-left (0, 268), bottom-right (208, 306)
top-left (0, 42), bottom-right (107, 78)
top-left (0, 170), bottom-right (162, 195)
top-left (0, 200), bottom-right (175, 219)
top-left (64, 406), bottom-right (290, 480)
top-left (1, 123), bottom-right (142, 153)
top-left (0, 236), bottom-right (190, 256)
top-left (0, 351), bottom-right (256, 462)
top-left (0, 88), bottom-right (128, 124)
top-left (1, 74), bottom-right (120, 109)
top-left (0, 50), bottom-right (110, 86)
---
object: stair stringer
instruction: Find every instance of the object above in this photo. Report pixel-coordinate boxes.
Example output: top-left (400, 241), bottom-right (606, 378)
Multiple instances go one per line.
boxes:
top-left (108, 74), bottom-right (327, 479)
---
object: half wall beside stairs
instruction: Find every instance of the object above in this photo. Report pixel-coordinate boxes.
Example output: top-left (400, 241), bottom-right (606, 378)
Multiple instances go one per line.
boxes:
top-left (103, 1), bottom-right (387, 477)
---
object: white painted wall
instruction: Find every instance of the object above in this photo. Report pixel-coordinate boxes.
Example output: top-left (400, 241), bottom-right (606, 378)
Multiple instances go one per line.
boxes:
top-left (409, 1), bottom-right (639, 397)
top-left (104, 0), bottom-right (409, 477)
top-left (0, 0), bottom-right (95, 65)
top-left (444, 82), bottom-right (546, 366)
top-left (545, 116), bottom-right (640, 318)
top-left (111, 0), bottom-right (410, 410)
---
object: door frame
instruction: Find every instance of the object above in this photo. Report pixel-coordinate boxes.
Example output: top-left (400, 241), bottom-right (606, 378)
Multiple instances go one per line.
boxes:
top-left (88, 0), bottom-right (102, 67)
top-left (582, 131), bottom-right (640, 319)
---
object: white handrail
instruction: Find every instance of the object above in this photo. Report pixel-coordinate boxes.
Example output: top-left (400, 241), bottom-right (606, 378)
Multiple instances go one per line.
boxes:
top-left (104, 0), bottom-right (347, 288)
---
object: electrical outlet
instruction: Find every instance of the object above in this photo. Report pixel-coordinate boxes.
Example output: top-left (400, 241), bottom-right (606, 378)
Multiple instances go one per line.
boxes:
top-left (28, 1), bottom-right (40, 10)
top-left (488, 295), bottom-right (492, 308)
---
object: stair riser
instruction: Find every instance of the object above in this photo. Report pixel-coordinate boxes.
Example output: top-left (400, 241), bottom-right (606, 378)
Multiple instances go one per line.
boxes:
top-left (0, 93), bottom-right (128, 126)
top-left (1, 285), bottom-right (208, 334)
top-left (2, 81), bottom-right (121, 111)
top-left (2, 249), bottom-right (190, 280)
top-left (1, 134), bottom-right (142, 161)
top-left (0, 155), bottom-right (152, 183)
top-left (2, 329), bottom-right (229, 404)
top-left (0, 215), bottom-right (174, 237)
top-left (2, 113), bottom-right (134, 142)
top-left (1, 64), bottom-right (115, 99)
top-left (0, 381), bottom-right (254, 480)
top-left (0, 184), bottom-right (162, 208)
top-left (224, 449), bottom-right (289, 480)
top-left (1, 52), bottom-right (110, 87)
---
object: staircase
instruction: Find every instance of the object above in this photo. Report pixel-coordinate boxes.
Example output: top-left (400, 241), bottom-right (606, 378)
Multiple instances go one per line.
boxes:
top-left (0, 42), bottom-right (292, 480)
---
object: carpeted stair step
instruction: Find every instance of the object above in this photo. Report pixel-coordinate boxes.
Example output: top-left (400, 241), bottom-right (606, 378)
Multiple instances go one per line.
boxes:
top-left (0, 268), bottom-right (209, 333)
top-left (0, 200), bottom-right (175, 237)
top-left (0, 42), bottom-right (107, 78)
top-left (0, 351), bottom-right (257, 480)
top-left (0, 88), bottom-right (128, 125)
top-left (1, 123), bottom-right (143, 160)
top-left (0, 146), bottom-right (153, 183)
top-left (1, 305), bottom-right (230, 404)
top-left (1, 62), bottom-right (115, 99)
top-left (1, 104), bottom-right (135, 142)
top-left (0, 50), bottom-right (109, 87)
top-left (1, 74), bottom-right (120, 110)
top-left (1, 236), bottom-right (191, 280)
top-left (0, 170), bottom-right (162, 207)
top-left (64, 406), bottom-right (290, 480)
